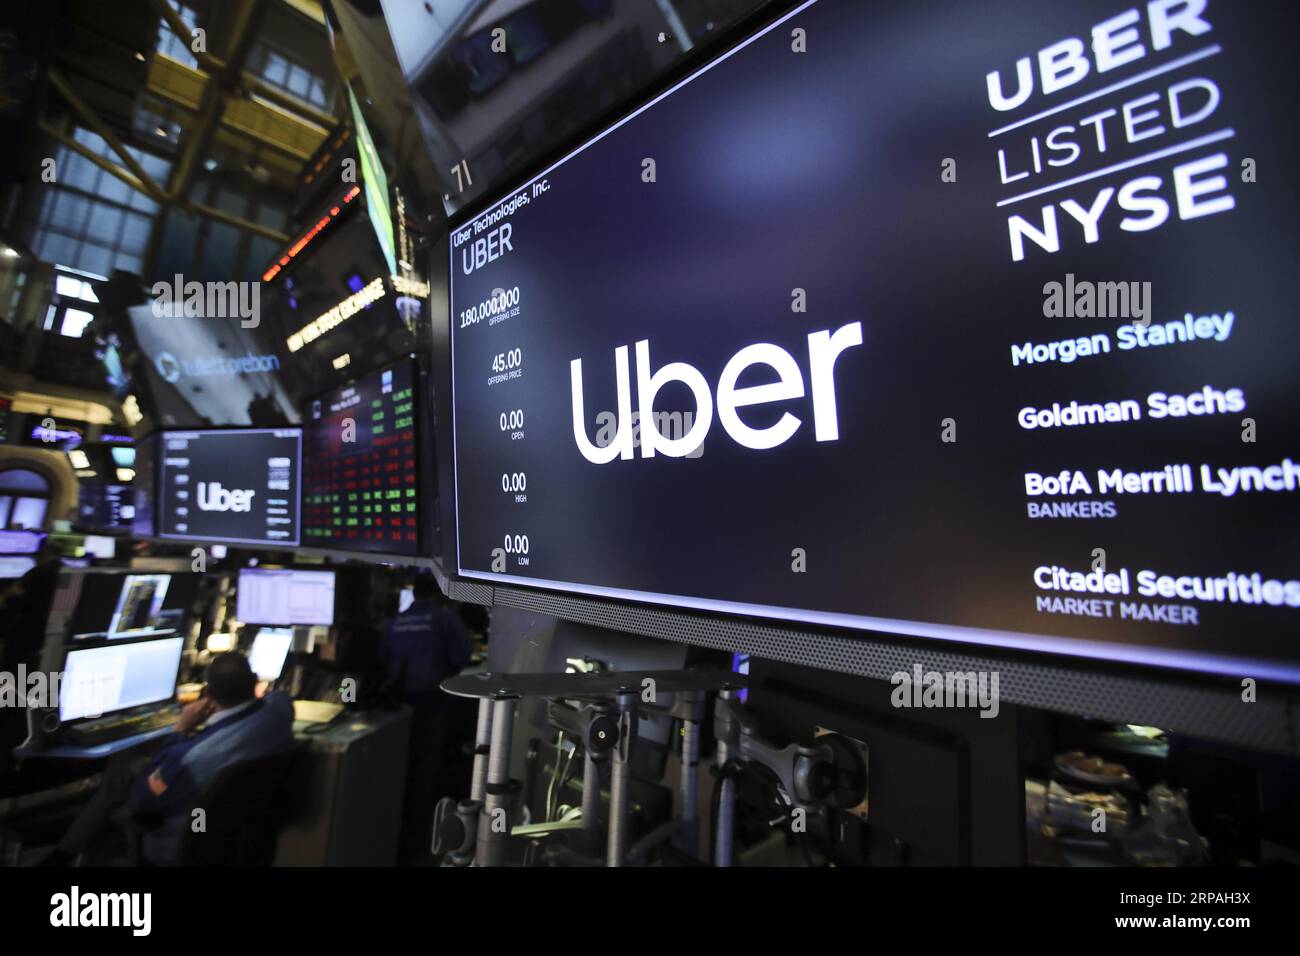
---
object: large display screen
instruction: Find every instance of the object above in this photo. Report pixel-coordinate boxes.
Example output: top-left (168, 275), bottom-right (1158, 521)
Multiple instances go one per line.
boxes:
top-left (158, 429), bottom-right (302, 546)
top-left (302, 360), bottom-right (420, 555)
top-left (446, 0), bottom-right (1300, 682)
top-left (127, 304), bottom-right (298, 429)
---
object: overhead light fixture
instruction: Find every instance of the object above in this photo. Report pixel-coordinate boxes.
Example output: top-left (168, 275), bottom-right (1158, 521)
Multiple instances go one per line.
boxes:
top-left (135, 51), bottom-right (146, 62)
top-left (2, 247), bottom-right (18, 258)
top-left (203, 158), bottom-right (218, 172)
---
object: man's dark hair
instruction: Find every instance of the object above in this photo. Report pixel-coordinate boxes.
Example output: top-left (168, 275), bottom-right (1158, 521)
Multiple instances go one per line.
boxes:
top-left (206, 652), bottom-right (257, 707)
top-left (412, 575), bottom-right (439, 600)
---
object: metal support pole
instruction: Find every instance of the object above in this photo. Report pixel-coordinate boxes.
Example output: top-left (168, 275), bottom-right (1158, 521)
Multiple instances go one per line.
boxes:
top-left (678, 716), bottom-right (700, 854)
top-left (470, 697), bottom-right (494, 803)
top-left (476, 696), bottom-right (516, 866)
top-left (607, 692), bottom-right (634, 867)
top-left (581, 747), bottom-right (600, 846)
top-left (714, 689), bottom-right (738, 867)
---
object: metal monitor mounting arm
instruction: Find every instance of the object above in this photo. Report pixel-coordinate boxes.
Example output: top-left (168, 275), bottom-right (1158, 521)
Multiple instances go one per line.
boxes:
top-left (712, 690), bottom-right (841, 866)
top-left (435, 669), bottom-right (745, 867)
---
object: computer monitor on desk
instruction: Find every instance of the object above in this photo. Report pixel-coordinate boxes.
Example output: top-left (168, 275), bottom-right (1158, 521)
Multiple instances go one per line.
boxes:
top-left (248, 629), bottom-right (293, 681)
top-left (107, 574), bottom-right (171, 638)
top-left (67, 572), bottom-right (191, 641)
top-left (59, 636), bottom-right (185, 723)
top-left (236, 569), bottom-right (335, 627)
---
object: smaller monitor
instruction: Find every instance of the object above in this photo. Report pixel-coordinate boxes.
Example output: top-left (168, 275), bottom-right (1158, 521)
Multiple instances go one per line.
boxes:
top-left (0, 556), bottom-right (36, 578)
top-left (158, 428), bottom-right (302, 546)
top-left (301, 358), bottom-right (420, 557)
top-left (67, 572), bottom-right (191, 640)
top-left (0, 530), bottom-right (44, 554)
top-left (110, 447), bottom-right (136, 468)
top-left (77, 482), bottom-right (135, 532)
top-left (82, 535), bottom-right (116, 559)
top-left (59, 636), bottom-right (184, 722)
top-left (6, 496), bottom-right (47, 530)
top-left (107, 574), bottom-right (172, 638)
top-left (248, 628), bottom-right (294, 680)
top-left (236, 568), bottom-right (335, 626)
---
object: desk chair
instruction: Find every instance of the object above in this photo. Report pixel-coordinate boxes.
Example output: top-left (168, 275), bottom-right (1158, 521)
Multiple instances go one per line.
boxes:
top-left (169, 741), bottom-right (307, 866)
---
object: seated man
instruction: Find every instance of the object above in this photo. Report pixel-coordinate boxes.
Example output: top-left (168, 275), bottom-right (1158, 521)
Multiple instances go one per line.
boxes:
top-left (43, 652), bottom-right (295, 865)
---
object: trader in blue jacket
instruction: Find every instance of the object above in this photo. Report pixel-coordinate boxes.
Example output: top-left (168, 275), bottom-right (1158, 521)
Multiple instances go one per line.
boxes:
top-left (382, 574), bottom-right (472, 861)
top-left (43, 653), bottom-right (294, 865)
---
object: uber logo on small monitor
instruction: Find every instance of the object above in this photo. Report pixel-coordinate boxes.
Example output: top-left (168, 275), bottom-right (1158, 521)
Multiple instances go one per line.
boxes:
top-left (197, 481), bottom-right (256, 512)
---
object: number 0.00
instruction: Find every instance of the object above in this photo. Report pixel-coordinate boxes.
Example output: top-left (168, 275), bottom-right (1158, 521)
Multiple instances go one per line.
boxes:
top-left (503, 534), bottom-right (529, 554)
top-left (499, 409), bottom-right (524, 430)
top-left (501, 472), bottom-right (526, 492)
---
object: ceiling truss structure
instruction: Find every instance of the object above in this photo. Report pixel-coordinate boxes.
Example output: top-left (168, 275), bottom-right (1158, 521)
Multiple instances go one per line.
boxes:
top-left (43, 0), bottom-right (345, 246)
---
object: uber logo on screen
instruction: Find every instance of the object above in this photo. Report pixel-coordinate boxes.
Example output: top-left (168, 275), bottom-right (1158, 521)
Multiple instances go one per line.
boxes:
top-left (197, 481), bottom-right (256, 512)
top-left (570, 322), bottom-right (863, 464)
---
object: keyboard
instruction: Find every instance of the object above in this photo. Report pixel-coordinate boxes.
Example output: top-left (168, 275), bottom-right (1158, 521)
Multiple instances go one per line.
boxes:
top-left (62, 706), bottom-right (181, 748)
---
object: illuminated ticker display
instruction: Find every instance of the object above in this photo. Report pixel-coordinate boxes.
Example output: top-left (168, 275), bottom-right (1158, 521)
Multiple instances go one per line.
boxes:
top-left (302, 359), bottom-right (419, 555)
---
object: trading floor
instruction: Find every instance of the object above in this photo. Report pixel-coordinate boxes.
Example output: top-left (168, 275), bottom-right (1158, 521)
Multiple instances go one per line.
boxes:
top-left (0, 0), bottom-right (1296, 935)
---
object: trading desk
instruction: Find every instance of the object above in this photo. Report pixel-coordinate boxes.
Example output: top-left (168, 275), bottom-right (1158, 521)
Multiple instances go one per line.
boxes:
top-left (13, 725), bottom-right (175, 761)
top-left (275, 707), bottom-right (411, 866)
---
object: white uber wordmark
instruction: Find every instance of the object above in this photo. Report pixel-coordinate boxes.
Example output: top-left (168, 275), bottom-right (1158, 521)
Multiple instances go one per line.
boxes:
top-left (570, 322), bottom-right (864, 464)
top-left (196, 481), bottom-right (255, 512)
